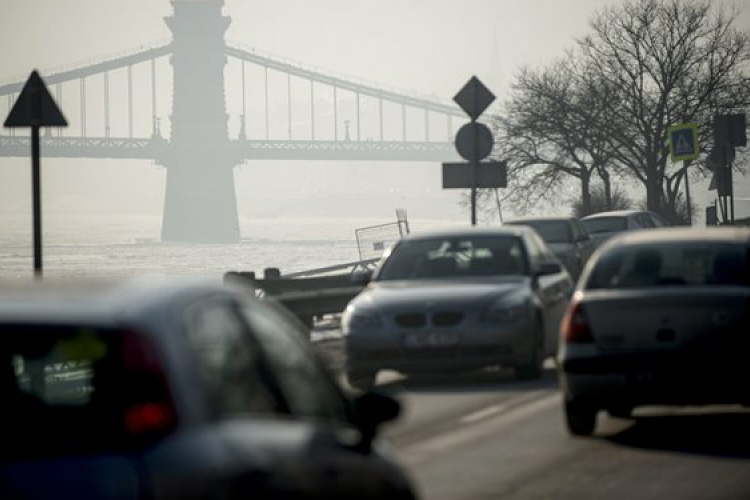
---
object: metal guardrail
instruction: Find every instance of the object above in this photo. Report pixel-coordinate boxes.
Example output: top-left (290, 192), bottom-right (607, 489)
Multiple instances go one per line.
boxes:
top-left (224, 259), bottom-right (378, 328)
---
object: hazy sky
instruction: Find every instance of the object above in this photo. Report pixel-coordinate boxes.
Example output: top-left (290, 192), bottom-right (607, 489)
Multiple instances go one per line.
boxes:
top-left (1, 0), bottom-right (748, 233)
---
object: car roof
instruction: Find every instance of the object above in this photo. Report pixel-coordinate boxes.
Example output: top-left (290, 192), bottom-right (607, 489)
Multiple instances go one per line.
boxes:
top-left (505, 215), bottom-right (575, 224)
top-left (581, 210), bottom-right (650, 220)
top-left (0, 277), bottom-right (235, 327)
top-left (401, 226), bottom-right (533, 241)
top-left (599, 226), bottom-right (750, 249)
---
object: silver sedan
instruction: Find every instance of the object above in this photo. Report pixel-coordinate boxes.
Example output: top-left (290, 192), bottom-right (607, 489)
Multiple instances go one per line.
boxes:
top-left (342, 227), bottom-right (574, 390)
top-left (558, 227), bottom-right (750, 436)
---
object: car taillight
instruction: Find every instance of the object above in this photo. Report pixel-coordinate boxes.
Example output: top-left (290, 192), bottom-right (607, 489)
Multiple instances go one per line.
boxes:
top-left (561, 301), bottom-right (593, 343)
top-left (125, 402), bottom-right (174, 435)
top-left (122, 331), bottom-right (177, 437)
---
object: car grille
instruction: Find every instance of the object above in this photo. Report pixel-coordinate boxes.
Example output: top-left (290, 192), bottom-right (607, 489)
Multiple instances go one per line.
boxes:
top-left (396, 313), bottom-right (427, 328)
top-left (395, 311), bottom-right (465, 328)
top-left (433, 312), bottom-right (463, 326)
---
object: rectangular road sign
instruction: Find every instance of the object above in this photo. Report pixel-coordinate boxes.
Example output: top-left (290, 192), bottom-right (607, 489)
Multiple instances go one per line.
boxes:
top-left (442, 161), bottom-right (507, 189)
top-left (714, 113), bottom-right (747, 147)
top-left (667, 123), bottom-right (699, 162)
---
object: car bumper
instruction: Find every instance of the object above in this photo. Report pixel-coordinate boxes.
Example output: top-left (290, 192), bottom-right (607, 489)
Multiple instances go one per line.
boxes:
top-left (559, 352), bottom-right (750, 407)
top-left (345, 323), bottom-right (536, 374)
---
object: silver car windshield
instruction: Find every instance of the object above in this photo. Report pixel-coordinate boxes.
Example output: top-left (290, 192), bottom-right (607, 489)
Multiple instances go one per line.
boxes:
top-left (585, 243), bottom-right (750, 289)
top-left (376, 235), bottom-right (528, 281)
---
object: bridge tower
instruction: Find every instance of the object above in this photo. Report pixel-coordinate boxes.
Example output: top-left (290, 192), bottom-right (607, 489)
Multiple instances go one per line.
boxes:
top-left (162, 0), bottom-right (240, 242)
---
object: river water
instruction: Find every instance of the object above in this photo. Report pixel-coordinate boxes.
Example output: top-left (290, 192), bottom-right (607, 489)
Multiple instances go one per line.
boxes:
top-left (0, 214), bottom-right (466, 281)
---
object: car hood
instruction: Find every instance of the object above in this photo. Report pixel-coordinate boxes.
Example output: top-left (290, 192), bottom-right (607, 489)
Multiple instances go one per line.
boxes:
top-left (351, 277), bottom-right (531, 311)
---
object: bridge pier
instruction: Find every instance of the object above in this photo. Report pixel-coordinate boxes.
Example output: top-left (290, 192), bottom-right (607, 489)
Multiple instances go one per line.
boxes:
top-left (161, 0), bottom-right (240, 243)
top-left (161, 160), bottom-right (239, 243)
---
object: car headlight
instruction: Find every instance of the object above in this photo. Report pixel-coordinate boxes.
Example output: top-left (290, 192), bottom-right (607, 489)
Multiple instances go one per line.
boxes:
top-left (341, 308), bottom-right (383, 334)
top-left (480, 302), bottom-right (528, 324)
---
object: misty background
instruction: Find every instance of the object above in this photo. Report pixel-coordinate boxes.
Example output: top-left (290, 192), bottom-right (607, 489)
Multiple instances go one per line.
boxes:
top-left (1, 0), bottom-right (748, 272)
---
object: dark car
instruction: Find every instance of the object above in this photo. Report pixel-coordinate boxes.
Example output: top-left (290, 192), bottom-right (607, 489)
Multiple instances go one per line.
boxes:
top-left (505, 216), bottom-right (595, 280)
top-left (558, 227), bottom-right (750, 436)
top-left (580, 210), bottom-right (669, 247)
top-left (343, 227), bottom-right (574, 390)
top-left (0, 279), bottom-right (416, 500)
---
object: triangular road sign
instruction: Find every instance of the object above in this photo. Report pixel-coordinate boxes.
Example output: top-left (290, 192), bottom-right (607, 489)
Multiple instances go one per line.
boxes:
top-left (4, 70), bottom-right (67, 127)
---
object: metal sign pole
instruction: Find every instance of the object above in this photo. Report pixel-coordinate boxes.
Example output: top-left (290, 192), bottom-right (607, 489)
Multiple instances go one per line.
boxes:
top-left (445, 77), bottom-right (505, 223)
top-left (471, 119), bottom-right (477, 226)
top-left (31, 125), bottom-right (43, 277)
top-left (683, 160), bottom-right (692, 225)
top-left (728, 162), bottom-right (735, 224)
top-left (4, 70), bottom-right (68, 278)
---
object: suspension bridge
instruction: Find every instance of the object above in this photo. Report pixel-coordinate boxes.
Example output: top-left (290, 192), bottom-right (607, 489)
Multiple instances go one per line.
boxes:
top-left (0, 0), bottom-right (465, 243)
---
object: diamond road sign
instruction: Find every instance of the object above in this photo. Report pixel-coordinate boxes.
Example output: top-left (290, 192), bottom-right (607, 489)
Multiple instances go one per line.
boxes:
top-left (667, 122), bottom-right (699, 162)
top-left (453, 76), bottom-right (495, 121)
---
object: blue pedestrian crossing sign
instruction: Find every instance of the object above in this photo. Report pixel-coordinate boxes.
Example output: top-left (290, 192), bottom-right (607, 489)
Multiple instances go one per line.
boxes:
top-left (667, 123), bottom-right (699, 162)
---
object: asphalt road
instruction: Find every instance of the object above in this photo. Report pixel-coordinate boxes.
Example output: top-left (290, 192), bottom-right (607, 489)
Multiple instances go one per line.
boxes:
top-left (313, 336), bottom-right (750, 500)
top-left (377, 367), bottom-right (750, 500)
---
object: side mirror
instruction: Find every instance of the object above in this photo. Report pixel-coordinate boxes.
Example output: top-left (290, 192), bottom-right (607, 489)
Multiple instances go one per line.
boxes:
top-left (353, 391), bottom-right (401, 453)
top-left (537, 261), bottom-right (563, 277)
top-left (351, 269), bottom-right (374, 286)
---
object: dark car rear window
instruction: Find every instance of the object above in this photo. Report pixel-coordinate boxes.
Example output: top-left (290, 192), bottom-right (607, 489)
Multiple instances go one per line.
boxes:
top-left (581, 217), bottom-right (627, 234)
top-left (509, 221), bottom-right (572, 244)
top-left (585, 243), bottom-right (750, 289)
top-left (0, 325), bottom-right (164, 462)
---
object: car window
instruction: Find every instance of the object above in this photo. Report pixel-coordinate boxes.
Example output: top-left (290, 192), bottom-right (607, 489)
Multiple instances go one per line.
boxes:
top-left (585, 243), bottom-right (750, 289)
top-left (376, 235), bottom-right (527, 280)
top-left (649, 213), bottom-right (667, 227)
top-left (512, 221), bottom-right (572, 243)
top-left (635, 214), bottom-right (655, 228)
top-left (0, 325), bottom-right (158, 460)
top-left (240, 300), bottom-right (351, 424)
top-left (523, 232), bottom-right (553, 272)
top-left (581, 217), bottom-right (627, 234)
top-left (572, 221), bottom-right (589, 241)
top-left (183, 299), bottom-right (285, 418)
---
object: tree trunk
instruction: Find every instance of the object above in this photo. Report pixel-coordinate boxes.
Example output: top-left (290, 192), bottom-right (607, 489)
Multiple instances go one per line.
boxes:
top-left (598, 167), bottom-right (612, 210)
top-left (580, 172), bottom-right (592, 216)
top-left (645, 174), bottom-right (662, 213)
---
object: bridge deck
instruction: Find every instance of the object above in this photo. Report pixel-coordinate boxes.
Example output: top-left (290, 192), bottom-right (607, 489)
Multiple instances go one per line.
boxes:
top-left (0, 136), bottom-right (459, 162)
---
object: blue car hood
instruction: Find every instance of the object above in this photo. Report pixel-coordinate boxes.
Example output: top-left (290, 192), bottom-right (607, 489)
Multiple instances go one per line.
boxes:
top-left (352, 276), bottom-right (531, 310)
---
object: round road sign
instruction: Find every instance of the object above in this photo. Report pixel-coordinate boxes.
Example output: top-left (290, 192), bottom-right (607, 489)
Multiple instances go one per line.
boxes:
top-left (455, 122), bottom-right (493, 162)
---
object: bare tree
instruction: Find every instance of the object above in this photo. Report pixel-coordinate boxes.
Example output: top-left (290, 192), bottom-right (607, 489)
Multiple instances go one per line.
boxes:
top-left (579, 0), bottom-right (750, 216)
top-left (495, 55), bottom-right (622, 216)
top-left (571, 184), bottom-right (634, 218)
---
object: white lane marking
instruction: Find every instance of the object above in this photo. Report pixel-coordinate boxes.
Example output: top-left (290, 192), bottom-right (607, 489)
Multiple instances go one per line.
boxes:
top-left (458, 390), bottom-right (551, 425)
top-left (459, 404), bottom-right (505, 424)
top-left (404, 392), bottom-right (559, 461)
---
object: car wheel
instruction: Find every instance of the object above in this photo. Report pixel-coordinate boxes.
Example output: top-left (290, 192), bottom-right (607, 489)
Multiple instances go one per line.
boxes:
top-left (347, 370), bottom-right (378, 392)
top-left (607, 405), bottom-right (634, 419)
top-left (564, 400), bottom-right (597, 436)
